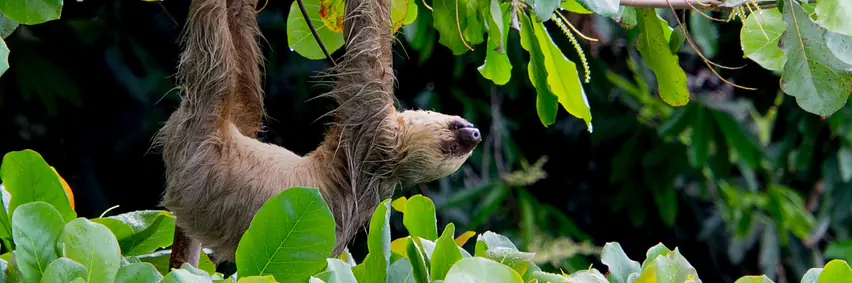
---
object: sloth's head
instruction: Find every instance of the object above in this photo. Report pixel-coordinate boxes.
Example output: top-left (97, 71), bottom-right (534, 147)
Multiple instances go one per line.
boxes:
top-left (394, 109), bottom-right (481, 185)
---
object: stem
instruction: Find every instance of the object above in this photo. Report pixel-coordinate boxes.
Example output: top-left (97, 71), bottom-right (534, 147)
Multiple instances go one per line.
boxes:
top-left (619, 0), bottom-right (816, 10)
top-left (297, 0), bottom-right (337, 66)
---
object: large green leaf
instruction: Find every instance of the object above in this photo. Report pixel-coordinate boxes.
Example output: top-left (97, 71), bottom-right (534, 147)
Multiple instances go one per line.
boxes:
top-left (741, 8), bottom-right (786, 71)
top-left (115, 262), bottom-right (164, 283)
top-left (802, 268), bottom-right (823, 283)
top-left (518, 10), bottom-right (558, 127)
top-left (388, 258), bottom-right (415, 283)
top-left (100, 210), bottom-right (175, 256)
top-left (0, 0), bottom-right (62, 25)
top-left (575, 0), bottom-right (618, 17)
top-left (815, 0), bottom-right (852, 36)
top-left (320, 258), bottom-right (357, 283)
top-left (286, 0), bottom-right (344, 60)
top-left (780, 2), bottom-right (852, 117)
top-left (482, 247), bottom-right (534, 276)
top-left (432, 0), bottom-right (474, 54)
top-left (430, 223), bottom-right (462, 281)
top-left (476, 231), bottom-right (518, 251)
top-left (444, 257), bottom-right (524, 283)
top-left (817, 259), bottom-right (852, 283)
top-left (402, 195), bottom-right (438, 241)
top-left (56, 218), bottom-right (121, 283)
top-left (41, 258), bottom-right (88, 283)
top-left (477, 1), bottom-right (512, 86)
top-left (532, 12), bottom-right (593, 131)
top-left (600, 242), bottom-right (641, 283)
top-left (528, 0), bottom-right (560, 21)
top-left (353, 199), bottom-right (392, 283)
top-left (235, 187), bottom-right (335, 282)
top-left (0, 150), bottom-right (76, 224)
top-left (11, 202), bottom-right (64, 283)
top-left (636, 8), bottom-right (690, 107)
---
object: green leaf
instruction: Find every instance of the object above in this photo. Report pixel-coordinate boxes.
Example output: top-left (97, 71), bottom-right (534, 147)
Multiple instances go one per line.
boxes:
top-left (0, 13), bottom-right (17, 39)
top-left (406, 237), bottom-right (429, 283)
top-left (815, 0), bottom-right (852, 36)
top-left (528, 0), bottom-right (560, 22)
top-left (689, 10), bottom-right (718, 58)
top-left (817, 259), bottom-right (852, 283)
top-left (532, 11), bottom-right (593, 131)
top-left (518, 11), bottom-right (558, 127)
top-left (432, 0), bottom-right (470, 54)
top-left (641, 243), bottom-right (671, 271)
top-left (741, 8), bottom-right (786, 71)
top-left (669, 25), bottom-right (686, 53)
top-left (162, 269), bottom-right (212, 283)
top-left (93, 210), bottom-right (176, 256)
top-left (56, 218), bottom-right (121, 283)
top-left (826, 32), bottom-right (852, 66)
top-left (0, 37), bottom-right (8, 78)
top-left (780, 2), bottom-right (852, 117)
top-left (352, 199), bottom-right (392, 283)
top-left (323, 258), bottom-right (357, 283)
top-left (636, 8), bottom-right (690, 107)
top-left (0, 0), bottom-right (62, 25)
top-left (561, 0), bottom-right (592, 14)
top-left (130, 249), bottom-right (216, 276)
top-left (600, 242), bottom-right (641, 283)
top-left (444, 257), bottom-right (524, 283)
top-left (647, 248), bottom-right (700, 283)
top-left (477, 1), bottom-right (512, 86)
top-left (41, 257), bottom-right (88, 283)
top-left (826, 241), bottom-right (852, 261)
top-left (237, 275), bottom-right (277, 283)
top-left (391, 0), bottom-right (412, 31)
top-left (115, 262), bottom-right (164, 283)
top-left (12, 202), bottom-right (64, 283)
top-left (404, 0), bottom-right (418, 25)
top-left (286, 0), bottom-right (344, 60)
top-left (0, 149), bottom-right (77, 224)
top-left (403, 195), bottom-right (438, 241)
top-left (388, 258), bottom-right (415, 283)
top-left (734, 275), bottom-right (774, 283)
top-left (565, 269), bottom-right (609, 282)
top-left (802, 268), bottom-right (823, 283)
top-left (476, 231), bottom-right (518, 251)
top-left (689, 105), bottom-right (710, 168)
top-left (614, 6), bottom-right (637, 29)
top-left (430, 223), bottom-right (462, 281)
top-left (235, 187), bottom-right (335, 282)
top-left (482, 247), bottom-right (535, 276)
top-left (575, 0), bottom-right (618, 17)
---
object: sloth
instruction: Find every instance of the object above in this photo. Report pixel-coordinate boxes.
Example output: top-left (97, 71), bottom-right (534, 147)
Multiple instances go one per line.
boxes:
top-left (154, 0), bottom-right (481, 267)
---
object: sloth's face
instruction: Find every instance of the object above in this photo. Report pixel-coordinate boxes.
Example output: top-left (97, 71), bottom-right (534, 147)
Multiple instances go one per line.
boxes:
top-left (395, 110), bottom-right (481, 185)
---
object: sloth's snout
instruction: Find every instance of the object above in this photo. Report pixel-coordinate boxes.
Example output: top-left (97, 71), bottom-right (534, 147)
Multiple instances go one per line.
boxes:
top-left (457, 127), bottom-right (481, 149)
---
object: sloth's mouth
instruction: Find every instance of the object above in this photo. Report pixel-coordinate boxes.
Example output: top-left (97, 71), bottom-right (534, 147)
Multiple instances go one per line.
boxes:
top-left (444, 120), bottom-right (481, 156)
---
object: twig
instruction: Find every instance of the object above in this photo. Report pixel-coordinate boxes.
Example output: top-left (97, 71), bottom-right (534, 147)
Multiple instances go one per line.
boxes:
top-left (619, 0), bottom-right (816, 10)
top-left (296, 0), bottom-right (337, 66)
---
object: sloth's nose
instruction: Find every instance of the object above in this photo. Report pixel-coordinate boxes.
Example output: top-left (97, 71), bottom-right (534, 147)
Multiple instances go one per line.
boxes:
top-left (457, 127), bottom-right (481, 148)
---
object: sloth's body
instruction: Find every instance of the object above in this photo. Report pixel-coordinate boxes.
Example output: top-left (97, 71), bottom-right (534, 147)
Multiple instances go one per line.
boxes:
top-left (156, 0), bottom-right (480, 264)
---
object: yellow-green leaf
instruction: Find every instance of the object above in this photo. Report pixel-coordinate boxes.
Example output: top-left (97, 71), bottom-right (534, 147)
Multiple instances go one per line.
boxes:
top-left (287, 0), bottom-right (344, 60)
top-left (741, 8), bottom-right (787, 71)
top-left (636, 8), bottom-right (690, 107)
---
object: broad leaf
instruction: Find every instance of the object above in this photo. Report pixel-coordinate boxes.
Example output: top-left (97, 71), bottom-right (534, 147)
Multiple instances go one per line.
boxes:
top-left (641, 243), bottom-right (671, 271)
top-left (115, 262), bottom-right (164, 283)
top-left (741, 8), bottom-right (786, 71)
top-left (323, 258), bottom-right (357, 283)
top-left (734, 275), bottom-right (773, 283)
top-left (430, 223), bottom-right (462, 280)
top-left (444, 257), bottom-right (524, 283)
top-left (352, 199), bottom-right (392, 283)
top-left (161, 269), bottom-right (212, 283)
top-left (286, 0), bottom-right (344, 60)
top-left (0, 0), bottom-right (62, 25)
top-left (41, 258), bottom-right (88, 283)
top-left (12, 202), bottom-right (64, 283)
top-left (391, 0), bottom-right (411, 32)
top-left (601, 242), bottom-right (641, 283)
top-left (476, 231), bottom-right (518, 251)
top-left (388, 258), bottom-right (415, 283)
top-left (432, 0), bottom-right (474, 54)
top-left (532, 14), bottom-right (592, 131)
top-left (518, 11), bottom-right (558, 126)
top-left (575, 0), bottom-right (618, 17)
top-left (780, 2), bottom-right (852, 117)
top-left (802, 268), bottom-right (823, 283)
top-left (238, 276), bottom-right (278, 283)
top-left (94, 210), bottom-right (175, 256)
top-left (235, 187), bottom-right (335, 282)
top-left (403, 195), bottom-right (438, 241)
top-left (826, 32), bottom-right (852, 66)
top-left (0, 13), bottom-right (17, 39)
top-left (561, 0), bottom-right (592, 14)
top-left (636, 8), bottom-right (690, 107)
top-left (0, 150), bottom-right (76, 224)
top-left (482, 247), bottom-right (534, 276)
top-left (815, 0), bottom-right (852, 36)
top-left (0, 37), bottom-right (7, 78)
top-left (130, 249), bottom-right (216, 276)
top-left (528, 0), bottom-right (560, 22)
top-left (817, 259), bottom-right (852, 283)
top-left (56, 218), bottom-right (121, 283)
top-left (477, 1), bottom-right (512, 85)
top-left (566, 269), bottom-right (609, 283)
top-left (406, 237), bottom-right (429, 283)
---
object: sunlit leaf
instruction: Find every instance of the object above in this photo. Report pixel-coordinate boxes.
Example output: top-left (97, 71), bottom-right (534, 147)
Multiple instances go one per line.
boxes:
top-left (477, 1), bottom-right (512, 85)
top-left (601, 242), bottom-right (640, 283)
top-left (454, 231), bottom-right (476, 247)
top-left (815, 0), bottom-right (852, 36)
top-left (482, 247), bottom-right (535, 276)
top-left (115, 262), bottom-right (164, 283)
top-left (12, 202), bottom-right (64, 283)
top-left (392, 196), bottom-right (408, 213)
top-left (0, 0), bottom-right (62, 25)
top-left (825, 32), bottom-right (852, 66)
top-left (430, 223), bottom-right (462, 280)
top-left (733, 275), bottom-right (773, 283)
top-left (322, 258), bottom-right (357, 283)
top-left (528, 0), bottom-right (560, 21)
top-left (406, 237), bottom-right (429, 283)
top-left (56, 218), bottom-right (122, 283)
top-left (817, 259), bottom-right (852, 283)
top-left (741, 8), bottom-right (786, 71)
top-left (287, 0), bottom-right (344, 60)
top-left (391, 0), bottom-right (411, 32)
top-left (636, 8), bottom-right (690, 107)
top-left (560, 0), bottom-right (592, 14)
top-left (432, 0), bottom-right (473, 54)
top-left (444, 257), bottom-right (524, 283)
top-left (353, 199), bottom-right (392, 283)
top-left (41, 258), bottom-right (87, 283)
top-left (403, 195), bottom-right (438, 241)
top-left (575, 0), bottom-right (618, 17)
top-left (780, 1), bottom-right (852, 117)
top-left (235, 187), bottom-right (335, 282)
top-left (318, 0), bottom-right (344, 32)
top-left (0, 149), bottom-right (77, 224)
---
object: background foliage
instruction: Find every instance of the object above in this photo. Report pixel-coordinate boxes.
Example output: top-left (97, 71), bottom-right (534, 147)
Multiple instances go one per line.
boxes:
top-left (0, 0), bottom-right (851, 282)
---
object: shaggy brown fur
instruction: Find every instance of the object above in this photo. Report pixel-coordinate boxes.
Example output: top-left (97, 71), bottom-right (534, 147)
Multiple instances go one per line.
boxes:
top-left (156, 0), bottom-right (481, 267)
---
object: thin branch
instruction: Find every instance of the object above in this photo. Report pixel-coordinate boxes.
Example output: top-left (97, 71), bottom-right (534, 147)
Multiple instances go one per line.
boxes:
top-left (296, 0), bottom-right (337, 66)
top-left (619, 0), bottom-right (816, 10)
